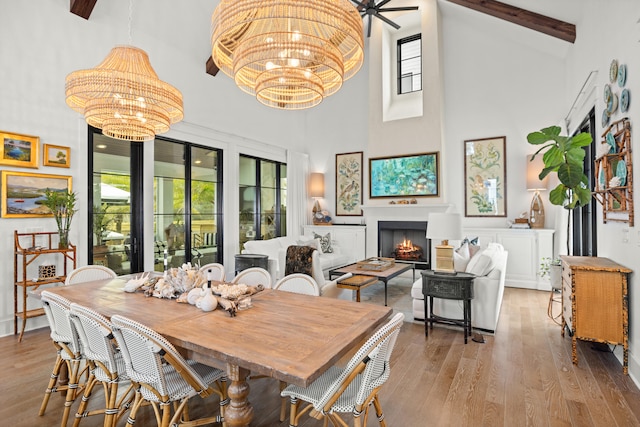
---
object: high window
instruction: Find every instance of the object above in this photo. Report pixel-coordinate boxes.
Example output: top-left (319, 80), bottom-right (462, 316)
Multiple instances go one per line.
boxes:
top-left (154, 138), bottom-right (222, 271)
top-left (397, 34), bottom-right (422, 95)
top-left (239, 155), bottom-right (287, 249)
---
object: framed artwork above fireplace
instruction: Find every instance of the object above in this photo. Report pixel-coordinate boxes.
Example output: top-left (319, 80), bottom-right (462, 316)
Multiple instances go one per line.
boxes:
top-left (369, 152), bottom-right (439, 198)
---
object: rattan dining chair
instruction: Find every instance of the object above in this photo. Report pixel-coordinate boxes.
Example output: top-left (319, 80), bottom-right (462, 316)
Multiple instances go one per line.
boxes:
top-left (65, 265), bottom-right (117, 285)
top-left (40, 291), bottom-right (89, 427)
top-left (273, 273), bottom-right (321, 296)
top-left (281, 312), bottom-right (405, 427)
top-left (231, 267), bottom-right (272, 288)
top-left (198, 263), bottom-right (226, 282)
top-left (69, 303), bottom-right (136, 427)
top-left (110, 314), bottom-right (228, 427)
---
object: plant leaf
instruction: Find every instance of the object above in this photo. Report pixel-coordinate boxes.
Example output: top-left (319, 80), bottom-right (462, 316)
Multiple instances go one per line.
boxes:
top-left (527, 131), bottom-right (552, 145)
top-left (557, 162), bottom-right (584, 188)
top-left (542, 146), bottom-right (564, 168)
top-left (571, 132), bottom-right (593, 147)
top-left (549, 184), bottom-right (567, 206)
top-left (565, 147), bottom-right (586, 165)
top-left (541, 126), bottom-right (562, 137)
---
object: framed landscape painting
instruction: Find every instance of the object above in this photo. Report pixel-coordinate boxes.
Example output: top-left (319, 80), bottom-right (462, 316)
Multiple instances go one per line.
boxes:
top-left (369, 152), bottom-right (439, 198)
top-left (464, 136), bottom-right (507, 217)
top-left (335, 151), bottom-right (363, 216)
top-left (43, 144), bottom-right (70, 168)
top-left (0, 130), bottom-right (39, 168)
top-left (1, 171), bottom-right (72, 218)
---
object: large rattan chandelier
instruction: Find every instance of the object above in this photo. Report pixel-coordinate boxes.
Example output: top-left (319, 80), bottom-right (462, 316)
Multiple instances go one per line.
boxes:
top-left (65, 46), bottom-right (183, 142)
top-left (211, 0), bottom-right (365, 110)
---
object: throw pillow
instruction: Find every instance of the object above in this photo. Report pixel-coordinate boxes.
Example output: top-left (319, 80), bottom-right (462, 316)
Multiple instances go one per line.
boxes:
top-left (453, 242), bottom-right (471, 272)
top-left (465, 250), bottom-right (492, 276)
top-left (313, 232), bottom-right (333, 253)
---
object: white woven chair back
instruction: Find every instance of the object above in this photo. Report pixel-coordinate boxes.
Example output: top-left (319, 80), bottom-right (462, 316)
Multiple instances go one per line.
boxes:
top-left (40, 291), bottom-right (81, 357)
top-left (65, 265), bottom-right (117, 286)
top-left (231, 267), bottom-right (272, 288)
top-left (199, 263), bottom-right (226, 281)
top-left (274, 273), bottom-right (321, 296)
top-left (317, 312), bottom-right (404, 409)
top-left (110, 314), bottom-right (210, 401)
top-left (69, 303), bottom-right (125, 380)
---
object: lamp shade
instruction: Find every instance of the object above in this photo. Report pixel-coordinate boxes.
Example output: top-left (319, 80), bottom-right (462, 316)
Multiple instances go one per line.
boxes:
top-left (426, 213), bottom-right (462, 240)
top-left (309, 173), bottom-right (325, 198)
top-left (526, 154), bottom-right (549, 191)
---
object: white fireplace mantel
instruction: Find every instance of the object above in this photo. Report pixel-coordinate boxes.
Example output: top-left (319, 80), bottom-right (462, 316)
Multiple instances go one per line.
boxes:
top-left (362, 203), bottom-right (455, 257)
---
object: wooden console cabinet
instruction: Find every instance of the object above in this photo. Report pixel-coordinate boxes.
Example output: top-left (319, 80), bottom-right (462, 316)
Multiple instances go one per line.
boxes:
top-left (560, 255), bottom-right (631, 374)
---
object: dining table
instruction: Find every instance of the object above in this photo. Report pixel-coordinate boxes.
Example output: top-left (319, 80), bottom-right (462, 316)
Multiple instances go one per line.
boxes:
top-left (44, 275), bottom-right (393, 427)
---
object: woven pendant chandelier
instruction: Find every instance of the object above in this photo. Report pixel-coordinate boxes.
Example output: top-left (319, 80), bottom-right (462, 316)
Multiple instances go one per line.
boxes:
top-left (65, 46), bottom-right (183, 142)
top-left (211, 0), bottom-right (364, 110)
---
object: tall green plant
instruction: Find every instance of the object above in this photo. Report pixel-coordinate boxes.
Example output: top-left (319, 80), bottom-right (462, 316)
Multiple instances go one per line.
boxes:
top-left (41, 189), bottom-right (77, 247)
top-left (527, 126), bottom-right (592, 209)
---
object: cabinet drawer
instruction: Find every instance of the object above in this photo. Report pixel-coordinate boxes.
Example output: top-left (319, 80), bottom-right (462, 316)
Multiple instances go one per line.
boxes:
top-left (561, 263), bottom-right (572, 287)
top-left (562, 279), bottom-right (573, 330)
top-left (424, 278), bottom-right (473, 300)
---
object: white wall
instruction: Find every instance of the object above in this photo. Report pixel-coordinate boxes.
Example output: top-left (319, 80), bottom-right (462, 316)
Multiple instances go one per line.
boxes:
top-left (563, 0), bottom-right (640, 384)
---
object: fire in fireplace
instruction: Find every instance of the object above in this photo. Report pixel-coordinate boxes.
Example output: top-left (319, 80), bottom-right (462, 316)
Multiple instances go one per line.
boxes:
top-left (378, 220), bottom-right (429, 269)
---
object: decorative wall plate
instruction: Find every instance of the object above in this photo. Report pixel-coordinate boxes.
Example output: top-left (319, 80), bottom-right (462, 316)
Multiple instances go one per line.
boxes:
top-left (606, 131), bottom-right (616, 153)
top-left (616, 160), bottom-right (627, 186)
top-left (607, 93), bottom-right (619, 115)
top-left (604, 84), bottom-right (612, 102)
top-left (618, 64), bottom-right (627, 87)
top-left (621, 89), bottom-right (630, 113)
top-left (602, 109), bottom-right (610, 127)
top-left (610, 59), bottom-right (619, 83)
top-left (599, 166), bottom-right (605, 189)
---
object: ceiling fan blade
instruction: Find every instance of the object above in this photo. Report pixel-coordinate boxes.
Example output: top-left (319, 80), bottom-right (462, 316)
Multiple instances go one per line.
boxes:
top-left (367, 14), bottom-right (373, 37)
top-left (374, 13), bottom-right (401, 30)
top-left (378, 7), bottom-right (420, 12)
top-left (376, 0), bottom-right (393, 8)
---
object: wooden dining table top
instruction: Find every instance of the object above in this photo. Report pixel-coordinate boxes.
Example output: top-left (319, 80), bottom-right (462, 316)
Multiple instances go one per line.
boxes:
top-left (45, 276), bottom-right (393, 388)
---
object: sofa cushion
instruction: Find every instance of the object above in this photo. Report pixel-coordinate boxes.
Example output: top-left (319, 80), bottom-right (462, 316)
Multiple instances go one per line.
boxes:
top-left (453, 242), bottom-right (471, 272)
top-left (296, 238), bottom-right (321, 251)
top-left (243, 239), bottom-right (281, 259)
top-left (318, 252), bottom-right (350, 270)
top-left (313, 232), bottom-right (333, 253)
top-left (466, 243), bottom-right (500, 276)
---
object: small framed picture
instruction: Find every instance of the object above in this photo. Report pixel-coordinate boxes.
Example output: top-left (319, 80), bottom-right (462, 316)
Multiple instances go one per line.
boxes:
top-left (0, 130), bottom-right (39, 168)
top-left (43, 144), bottom-right (71, 168)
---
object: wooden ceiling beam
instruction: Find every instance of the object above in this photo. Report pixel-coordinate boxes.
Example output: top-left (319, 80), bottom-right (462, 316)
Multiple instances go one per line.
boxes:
top-left (70, 0), bottom-right (98, 20)
top-left (445, 0), bottom-right (576, 43)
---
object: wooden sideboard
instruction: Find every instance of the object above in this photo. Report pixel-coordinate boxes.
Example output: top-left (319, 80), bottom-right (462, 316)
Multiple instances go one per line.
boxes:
top-left (560, 255), bottom-right (632, 374)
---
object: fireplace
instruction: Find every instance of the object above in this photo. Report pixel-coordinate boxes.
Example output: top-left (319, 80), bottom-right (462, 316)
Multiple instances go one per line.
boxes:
top-left (377, 221), bottom-right (430, 270)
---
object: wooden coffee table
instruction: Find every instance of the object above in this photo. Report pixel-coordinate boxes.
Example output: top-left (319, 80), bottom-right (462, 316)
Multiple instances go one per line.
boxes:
top-left (337, 275), bottom-right (378, 302)
top-left (330, 262), bottom-right (413, 306)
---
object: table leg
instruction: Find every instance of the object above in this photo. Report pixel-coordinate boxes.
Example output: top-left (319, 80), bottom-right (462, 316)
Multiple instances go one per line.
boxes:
top-left (355, 288), bottom-right (361, 303)
top-left (225, 364), bottom-right (253, 427)
top-left (384, 280), bottom-right (388, 306)
top-left (463, 300), bottom-right (469, 344)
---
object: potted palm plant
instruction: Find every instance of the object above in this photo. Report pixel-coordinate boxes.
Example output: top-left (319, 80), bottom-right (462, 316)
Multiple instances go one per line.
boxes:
top-left (41, 189), bottom-right (77, 248)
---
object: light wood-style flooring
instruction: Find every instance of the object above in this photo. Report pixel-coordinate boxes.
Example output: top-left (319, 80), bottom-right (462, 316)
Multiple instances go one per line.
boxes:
top-left (2, 287), bottom-right (640, 426)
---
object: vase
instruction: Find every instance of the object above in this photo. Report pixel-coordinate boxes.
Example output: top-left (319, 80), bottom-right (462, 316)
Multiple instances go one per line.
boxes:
top-left (58, 229), bottom-right (70, 249)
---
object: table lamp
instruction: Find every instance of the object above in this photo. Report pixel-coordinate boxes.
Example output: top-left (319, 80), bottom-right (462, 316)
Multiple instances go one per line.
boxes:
top-left (426, 212), bottom-right (462, 274)
top-left (526, 154), bottom-right (549, 229)
top-left (309, 172), bottom-right (325, 224)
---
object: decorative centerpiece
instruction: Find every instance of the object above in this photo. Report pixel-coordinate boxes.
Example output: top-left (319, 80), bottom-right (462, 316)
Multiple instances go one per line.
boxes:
top-left (41, 189), bottom-right (77, 248)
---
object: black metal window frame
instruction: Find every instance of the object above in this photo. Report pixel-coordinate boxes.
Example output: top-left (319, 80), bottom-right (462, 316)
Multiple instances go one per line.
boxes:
top-left (397, 33), bottom-right (422, 95)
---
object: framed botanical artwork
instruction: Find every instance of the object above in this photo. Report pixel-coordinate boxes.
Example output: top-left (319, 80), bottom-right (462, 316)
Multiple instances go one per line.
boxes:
top-left (1, 171), bottom-right (72, 218)
top-left (464, 136), bottom-right (507, 217)
top-left (335, 151), bottom-right (363, 216)
top-left (43, 144), bottom-right (70, 168)
top-left (369, 152), bottom-right (439, 198)
top-left (0, 130), bottom-right (39, 168)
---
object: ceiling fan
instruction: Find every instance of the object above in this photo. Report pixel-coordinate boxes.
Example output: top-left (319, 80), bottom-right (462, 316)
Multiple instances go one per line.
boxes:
top-left (351, 0), bottom-right (420, 37)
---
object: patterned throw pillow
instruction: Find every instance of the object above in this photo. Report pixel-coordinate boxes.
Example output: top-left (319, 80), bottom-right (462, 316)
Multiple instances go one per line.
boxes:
top-left (313, 232), bottom-right (333, 253)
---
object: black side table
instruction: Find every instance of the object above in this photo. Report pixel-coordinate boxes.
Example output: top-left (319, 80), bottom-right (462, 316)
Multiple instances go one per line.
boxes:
top-left (234, 253), bottom-right (269, 275)
top-left (421, 270), bottom-right (475, 343)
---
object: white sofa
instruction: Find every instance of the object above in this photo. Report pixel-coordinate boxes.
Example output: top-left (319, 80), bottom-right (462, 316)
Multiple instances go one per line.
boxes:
top-left (242, 235), bottom-right (350, 282)
top-left (411, 242), bottom-right (508, 332)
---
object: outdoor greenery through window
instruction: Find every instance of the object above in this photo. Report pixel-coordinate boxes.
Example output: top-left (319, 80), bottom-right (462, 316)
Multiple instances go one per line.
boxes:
top-left (239, 155), bottom-right (286, 249)
top-left (397, 34), bottom-right (422, 95)
top-left (154, 139), bottom-right (222, 271)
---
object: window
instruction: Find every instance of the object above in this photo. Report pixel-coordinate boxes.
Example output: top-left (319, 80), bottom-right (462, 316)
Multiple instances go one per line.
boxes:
top-left (154, 138), bottom-right (222, 271)
top-left (572, 108), bottom-right (597, 256)
top-left (397, 34), bottom-right (422, 95)
top-left (239, 155), bottom-right (286, 249)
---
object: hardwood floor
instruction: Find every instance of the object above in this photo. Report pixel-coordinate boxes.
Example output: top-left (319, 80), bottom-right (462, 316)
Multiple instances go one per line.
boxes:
top-left (2, 287), bottom-right (640, 426)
